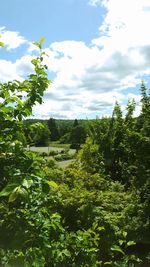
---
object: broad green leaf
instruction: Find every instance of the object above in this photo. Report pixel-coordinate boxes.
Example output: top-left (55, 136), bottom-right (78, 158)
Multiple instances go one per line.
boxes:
top-left (47, 181), bottom-right (58, 188)
top-left (8, 190), bottom-right (18, 202)
top-left (22, 179), bottom-right (33, 189)
top-left (18, 187), bottom-right (28, 199)
top-left (0, 183), bottom-right (19, 197)
top-left (127, 241), bottom-right (136, 247)
top-left (111, 245), bottom-right (125, 255)
top-left (9, 186), bottom-right (28, 202)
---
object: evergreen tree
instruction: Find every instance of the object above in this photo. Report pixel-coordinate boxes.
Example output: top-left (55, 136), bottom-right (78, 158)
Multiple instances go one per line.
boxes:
top-left (47, 118), bottom-right (60, 141)
top-left (73, 119), bottom-right (79, 127)
top-left (70, 124), bottom-right (86, 149)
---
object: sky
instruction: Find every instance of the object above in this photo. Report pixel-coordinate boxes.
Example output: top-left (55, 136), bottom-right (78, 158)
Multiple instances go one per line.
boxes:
top-left (0, 0), bottom-right (150, 119)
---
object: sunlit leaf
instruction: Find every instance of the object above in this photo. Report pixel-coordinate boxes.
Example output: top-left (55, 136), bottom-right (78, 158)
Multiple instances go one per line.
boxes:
top-left (8, 190), bottom-right (18, 202)
top-left (47, 181), bottom-right (58, 189)
top-left (111, 245), bottom-right (125, 255)
top-left (22, 179), bottom-right (33, 189)
top-left (0, 183), bottom-right (19, 197)
top-left (0, 41), bottom-right (4, 48)
top-left (33, 41), bottom-right (40, 49)
top-left (127, 241), bottom-right (136, 247)
top-left (39, 37), bottom-right (45, 45)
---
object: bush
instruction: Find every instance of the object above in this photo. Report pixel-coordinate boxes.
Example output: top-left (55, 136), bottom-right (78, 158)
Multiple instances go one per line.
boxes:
top-left (54, 153), bottom-right (73, 161)
top-left (49, 150), bottom-right (59, 156)
top-left (39, 151), bottom-right (48, 157)
top-left (46, 157), bottom-right (57, 168)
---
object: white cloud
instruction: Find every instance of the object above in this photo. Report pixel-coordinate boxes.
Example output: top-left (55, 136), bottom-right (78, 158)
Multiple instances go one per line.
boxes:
top-left (1, 0), bottom-right (150, 118)
top-left (27, 42), bottom-right (41, 54)
top-left (0, 59), bottom-right (21, 82)
top-left (0, 27), bottom-right (27, 50)
top-left (15, 55), bottom-right (34, 76)
top-left (94, 0), bottom-right (150, 49)
top-left (0, 55), bottom-right (34, 83)
top-left (40, 0), bottom-right (150, 118)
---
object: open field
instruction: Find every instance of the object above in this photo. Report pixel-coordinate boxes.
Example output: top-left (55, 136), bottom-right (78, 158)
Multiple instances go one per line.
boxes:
top-left (27, 145), bottom-right (76, 168)
top-left (28, 146), bottom-right (76, 155)
top-left (48, 142), bottom-right (70, 149)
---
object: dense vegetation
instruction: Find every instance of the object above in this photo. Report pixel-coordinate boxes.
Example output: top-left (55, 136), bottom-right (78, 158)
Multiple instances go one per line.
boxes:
top-left (0, 40), bottom-right (150, 266)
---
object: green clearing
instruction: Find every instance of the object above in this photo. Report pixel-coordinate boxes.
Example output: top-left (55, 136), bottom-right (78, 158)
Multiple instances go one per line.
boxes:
top-left (28, 145), bottom-right (76, 155)
top-left (48, 142), bottom-right (70, 149)
top-left (28, 145), bottom-right (75, 168)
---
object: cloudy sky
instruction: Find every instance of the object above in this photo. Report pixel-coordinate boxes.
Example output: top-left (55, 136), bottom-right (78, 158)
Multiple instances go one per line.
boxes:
top-left (0, 0), bottom-right (150, 119)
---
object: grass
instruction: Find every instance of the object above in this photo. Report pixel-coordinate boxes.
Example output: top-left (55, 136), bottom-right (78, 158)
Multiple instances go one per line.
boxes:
top-left (28, 144), bottom-right (76, 155)
top-left (48, 142), bottom-right (70, 149)
top-left (28, 146), bottom-right (62, 153)
top-left (27, 143), bottom-right (76, 169)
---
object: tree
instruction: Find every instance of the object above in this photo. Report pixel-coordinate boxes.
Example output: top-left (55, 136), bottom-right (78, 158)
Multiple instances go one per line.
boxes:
top-left (47, 118), bottom-right (60, 141)
top-left (70, 124), bottom-right (86, 149)
top-left (0, 39), bottom-right (51, 190)
top-left (28, 122), bottom-right (50, 146)
top-left (73, 118), bottom-right (79, 127)
top-left (76, 137), bottom-right (104, 174)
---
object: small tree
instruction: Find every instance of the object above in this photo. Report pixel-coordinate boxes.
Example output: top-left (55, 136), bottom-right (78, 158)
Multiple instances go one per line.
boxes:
top-left (0, 38), bottom-right (51, 189)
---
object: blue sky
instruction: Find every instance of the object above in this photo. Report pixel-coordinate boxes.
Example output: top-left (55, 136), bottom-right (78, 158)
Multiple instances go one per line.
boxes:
top-left (0, 0), bottom-right (104, 45)
top-left (0, 0), bottom-right (150, 119)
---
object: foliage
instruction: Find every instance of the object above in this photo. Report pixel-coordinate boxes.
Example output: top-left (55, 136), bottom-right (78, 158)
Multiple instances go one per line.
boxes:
top-left (0, 40), bottom-right (102, 267)
top-left (26, 122), bottom-right (50, 146)
top-left (70, 124), bottom-right (87, 149)
top-left (0, 39), bottom-right (150, 266)
top-left (48, 118), bottom-right (60, 141)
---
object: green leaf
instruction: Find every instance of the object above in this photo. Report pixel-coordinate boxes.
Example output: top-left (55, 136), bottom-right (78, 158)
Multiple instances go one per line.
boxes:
top-left (22, 179), bottom-right (33, 189)
top-left (8, 190), bottom-right (18, 202)
top-left (111, 245), bottom-right (125, 255)
top-left (1, 106), bottom-right (14, 113)
top-left (11, 95), bottom-right (22, 105)
top-left (127, 241), bottom-right (136, 247)
top-left (119, 239), bottom-right (125, 246)
top-left (47, 181), bottom-right (58, 189)
top-left (9, 186), bottom-right (28, 202)
top-left (33, 41), bottom-right (41, 49)
top-left (39, 37), bottom-right (45, 45)
top-left (97, 226), bottom-right (105, 232)
top-left (18, 187), bottom-right (28, 199)
top-left (0, 41), bottom-right (4, 48)
top-left (0, 183), bottom-right (19, 197)
top-left (62, 249), bottom-right (71, 257)
top-left (122, 231), bottom-right (127, 238)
